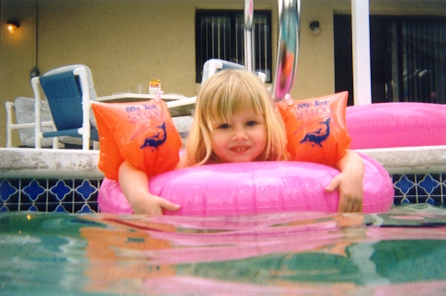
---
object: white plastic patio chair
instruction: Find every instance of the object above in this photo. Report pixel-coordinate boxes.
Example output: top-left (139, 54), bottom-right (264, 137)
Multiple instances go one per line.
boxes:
top-left (5, 97), bottom-right (55, 148)
top-left (201, 59), bottom-right (266, 84)
top-left (32, 65), bottom-right (99, 150)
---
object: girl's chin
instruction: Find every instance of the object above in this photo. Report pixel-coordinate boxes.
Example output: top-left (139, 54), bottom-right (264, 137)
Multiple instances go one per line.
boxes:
top-left (214, 151), bottom-right (264, 163)
top-left (226, 156), bottom-right (259, 163)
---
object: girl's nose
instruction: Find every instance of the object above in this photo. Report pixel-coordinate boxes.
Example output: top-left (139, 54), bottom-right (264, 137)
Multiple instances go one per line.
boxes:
top-left (232, 127), bottom-right (248, 141)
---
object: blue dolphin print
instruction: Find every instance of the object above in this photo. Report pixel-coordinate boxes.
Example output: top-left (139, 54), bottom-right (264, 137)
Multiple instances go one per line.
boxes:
top-left (140, 122), bottom-right (167, 150)
top-left (300, 118), bottom-right (330, 147)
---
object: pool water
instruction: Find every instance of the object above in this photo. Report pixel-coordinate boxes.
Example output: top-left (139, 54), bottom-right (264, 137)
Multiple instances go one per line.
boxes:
top-left (2, 204), bottom-right (446, 295)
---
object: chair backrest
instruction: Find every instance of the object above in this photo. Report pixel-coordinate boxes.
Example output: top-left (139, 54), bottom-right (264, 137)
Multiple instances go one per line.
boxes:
top-left (43, 64), bottom-right (97, 127)
top-left (13, 97), bottom-right (53, 147)
top-left (202, 59), bottom-right (266, 84)
top-left (43, 64), bottom-right (97, 100)
top-left (39, 71), bottom-right (84, 131)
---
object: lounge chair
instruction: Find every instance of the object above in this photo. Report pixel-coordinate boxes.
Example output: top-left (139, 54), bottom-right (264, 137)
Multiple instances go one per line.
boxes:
top-left (5, 97), bottom-right (55, 148)
top-left (32, 65), bottom-right (98, 150)
top-left (166, 59), bottom-right (266, 116)
top-left (201, 59), bottom-right (266, 84)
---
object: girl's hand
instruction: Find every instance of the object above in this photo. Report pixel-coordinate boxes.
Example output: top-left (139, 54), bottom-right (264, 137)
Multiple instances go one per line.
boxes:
top-left (325, 149), bottom-right (364, 213)
top-left (325, 171), bottom-right (363, 213)
top-left (118, 160), bottom-right (180, 216)
top-left (130, 192), bottom-right (180, 215)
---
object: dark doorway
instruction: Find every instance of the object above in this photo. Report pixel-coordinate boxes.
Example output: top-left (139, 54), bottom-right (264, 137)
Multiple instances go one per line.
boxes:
top-left (334, 14), bottom-right (446, 105)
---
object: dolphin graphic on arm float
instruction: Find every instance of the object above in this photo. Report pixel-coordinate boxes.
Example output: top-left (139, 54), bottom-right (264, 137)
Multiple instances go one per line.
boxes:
top-left (140, 122), bottom-right (167, 151)
top-left (300, 118), bottom-right (331, 147)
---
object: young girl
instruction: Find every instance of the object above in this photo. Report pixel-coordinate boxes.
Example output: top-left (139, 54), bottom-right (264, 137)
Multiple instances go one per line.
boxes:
top-left (119, 70), bottom-right (364, 215)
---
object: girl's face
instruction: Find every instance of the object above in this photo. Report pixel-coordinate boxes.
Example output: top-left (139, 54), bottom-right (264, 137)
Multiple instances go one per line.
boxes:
top-left (210, 109), bottom-right (267, 163)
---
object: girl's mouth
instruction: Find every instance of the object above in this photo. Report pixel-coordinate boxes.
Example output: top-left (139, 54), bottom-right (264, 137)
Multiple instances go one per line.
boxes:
top-left (231, 146), bottom-right (250, 153)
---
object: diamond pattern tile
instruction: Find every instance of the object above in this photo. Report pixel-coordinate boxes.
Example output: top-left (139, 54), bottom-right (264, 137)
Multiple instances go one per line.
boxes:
top-left (0, 178), bottom-right (101, 213)
top-left (1, 173), bottom-right (445, 213)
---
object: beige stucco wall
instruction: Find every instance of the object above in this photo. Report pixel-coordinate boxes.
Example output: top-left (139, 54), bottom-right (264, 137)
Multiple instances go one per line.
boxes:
top-left (1, 0), bottom-right (446, 148)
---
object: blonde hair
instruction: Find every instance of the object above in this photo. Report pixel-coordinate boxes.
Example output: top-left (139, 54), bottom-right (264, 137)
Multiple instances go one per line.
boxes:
top-left (186, 70), bottom-right (287, 166)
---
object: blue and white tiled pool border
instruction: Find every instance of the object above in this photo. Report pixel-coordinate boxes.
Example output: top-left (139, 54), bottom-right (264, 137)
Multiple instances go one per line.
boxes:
top-left (1, 146), bottom-right (446, 213)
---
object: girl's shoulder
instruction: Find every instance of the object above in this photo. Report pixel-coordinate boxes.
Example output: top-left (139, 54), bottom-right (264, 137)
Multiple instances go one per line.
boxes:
top-left (175, 155), bottom-right (189, 169)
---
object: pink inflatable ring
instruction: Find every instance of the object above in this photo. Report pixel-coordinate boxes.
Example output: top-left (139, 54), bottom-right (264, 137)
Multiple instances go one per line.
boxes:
top-left (347, 102), bottom-right (446, 149)
top-left (98, 153), bottom-right (394, 216)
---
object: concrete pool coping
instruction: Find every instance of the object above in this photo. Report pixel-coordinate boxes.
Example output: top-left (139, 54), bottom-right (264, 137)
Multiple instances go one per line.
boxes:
top-left (1, 145), bottom-right (446, 179)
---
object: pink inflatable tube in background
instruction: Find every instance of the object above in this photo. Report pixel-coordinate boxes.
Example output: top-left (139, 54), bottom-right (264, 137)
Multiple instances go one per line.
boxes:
top-left (347, 102), bottom-right (446, 149)
top-left (98, 153), bottom-right (394, 216)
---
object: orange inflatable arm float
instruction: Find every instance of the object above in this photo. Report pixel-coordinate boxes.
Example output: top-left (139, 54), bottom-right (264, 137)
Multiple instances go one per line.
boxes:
top-left (276, 91), bottom-right (351, 166)
top-left (91, 100), bottom-right (182, 180)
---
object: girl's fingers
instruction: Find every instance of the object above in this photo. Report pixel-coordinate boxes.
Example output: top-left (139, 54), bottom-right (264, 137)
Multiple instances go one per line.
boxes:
top-left (157, 197), bottom-right (181, 212)
top-left (339, 197), bottom-right (363, 213)
top-left (325, 175), bottom-right (341, 193)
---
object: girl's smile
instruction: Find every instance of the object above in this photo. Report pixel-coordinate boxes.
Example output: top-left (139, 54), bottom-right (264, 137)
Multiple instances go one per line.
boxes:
top-left (210, 110), bottom-right (267, 163)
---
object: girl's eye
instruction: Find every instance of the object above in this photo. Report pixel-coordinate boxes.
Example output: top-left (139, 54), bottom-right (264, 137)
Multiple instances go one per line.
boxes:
top-left (218, 123), bottom-right (231, 129)
top-left (246, 121), bottom-right (258, 127)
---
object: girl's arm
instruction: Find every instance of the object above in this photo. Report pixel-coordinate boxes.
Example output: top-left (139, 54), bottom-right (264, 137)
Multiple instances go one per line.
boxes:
top-left (118, 160), bottom-right (180, 215)
top-left (324, 149), bottom-right (364, 213)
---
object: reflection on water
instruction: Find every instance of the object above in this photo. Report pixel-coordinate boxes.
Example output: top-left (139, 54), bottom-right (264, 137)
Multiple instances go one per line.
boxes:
top-left (2, 204), bottom-right (446, 295)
